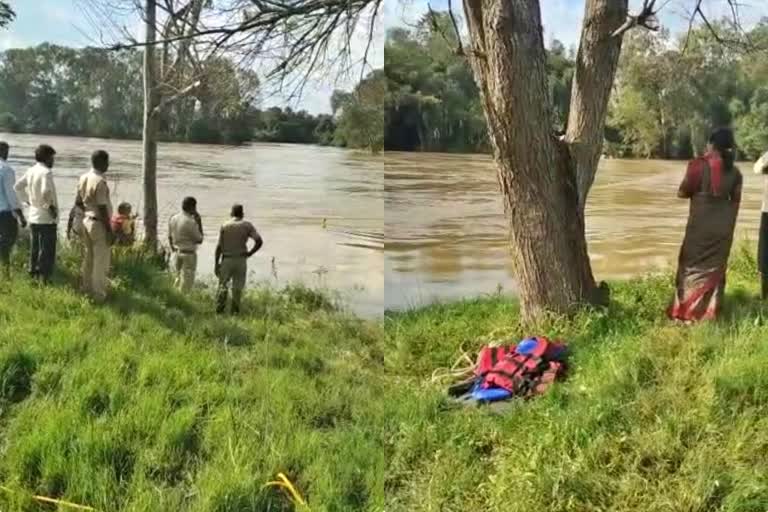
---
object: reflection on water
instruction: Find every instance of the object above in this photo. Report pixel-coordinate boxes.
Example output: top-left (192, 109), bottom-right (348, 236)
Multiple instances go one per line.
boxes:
top-left (385, 152), bottom-right (762, 311)
top-left (1, 133), bottom-right (383, 317)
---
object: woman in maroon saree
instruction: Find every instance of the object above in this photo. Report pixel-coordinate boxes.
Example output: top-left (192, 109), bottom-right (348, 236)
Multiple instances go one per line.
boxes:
top-left (668, 128), bottom-right (742, 322)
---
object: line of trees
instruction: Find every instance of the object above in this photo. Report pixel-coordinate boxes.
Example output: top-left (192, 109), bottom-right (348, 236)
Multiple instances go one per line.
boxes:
top-left (0, 44), bottom-right (384, 150)
top-left (385, 12), bottom-right (768, 161)
top-left (0, 44), bottom-right (251, 144)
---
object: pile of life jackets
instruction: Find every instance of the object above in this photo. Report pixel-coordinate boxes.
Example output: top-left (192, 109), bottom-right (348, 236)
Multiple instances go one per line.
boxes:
top-left (448, 336), bottom-right (568, 406)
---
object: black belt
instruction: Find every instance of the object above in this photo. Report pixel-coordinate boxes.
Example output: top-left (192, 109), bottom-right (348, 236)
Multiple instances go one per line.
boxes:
top-left (176, 249), bottom-right (196, 255)
top-left (222, 253), bottom-right (247, 259)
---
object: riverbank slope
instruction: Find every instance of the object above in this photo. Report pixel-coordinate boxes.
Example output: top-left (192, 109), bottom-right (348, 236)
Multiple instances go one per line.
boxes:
top-left (0, 250), bottom-right (386, 511)
top-left (3, 246), bottom-right (768, 510)
top-left (384, 245), bottom-right (768, 510)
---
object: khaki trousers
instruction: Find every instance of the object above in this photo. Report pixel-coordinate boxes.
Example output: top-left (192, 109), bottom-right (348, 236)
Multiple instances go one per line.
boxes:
top-left (81, 218), bottom-right (111, 302)
top-left (217, 257), bottom-right (247, 313)
top-left (174, 252), bottom-right (197, 293)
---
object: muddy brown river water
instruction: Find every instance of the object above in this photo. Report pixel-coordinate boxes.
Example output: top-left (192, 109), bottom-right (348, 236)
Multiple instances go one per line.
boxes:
top-left (1, 134), bottom-right (383, 317)
top-left (3, 136), bottom-right (761, 316)
top-left (385, 152), bottom-right (763, 311)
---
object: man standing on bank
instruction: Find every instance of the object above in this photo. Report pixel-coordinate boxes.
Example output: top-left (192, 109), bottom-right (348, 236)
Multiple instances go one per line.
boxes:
top-left (168, 196), bottom-right (203, 293)
top-left (14, 144), bottom-right (58, 283)
top-left (76, 150), bottom-right (113, 302)
top-left (214, 204), bottom-right (263, 314)
top-left (0, 142), bottom-right (27, 278)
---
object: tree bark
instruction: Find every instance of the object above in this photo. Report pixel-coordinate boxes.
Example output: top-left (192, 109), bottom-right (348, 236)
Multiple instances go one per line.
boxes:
top-left (172, 0), bottom-right (205, 137)
top-left (142, 0), bottom-right (159, 247)
top-left (565, 0), bottom-right (628, 212)
top-left (462, 0), bottom-right (626, 321)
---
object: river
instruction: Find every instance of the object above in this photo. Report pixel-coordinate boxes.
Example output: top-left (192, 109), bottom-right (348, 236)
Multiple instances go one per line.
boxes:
top-left (1, 134), bottom-right (383, 317)
top-left (386, 152), bottom-right (763, 311)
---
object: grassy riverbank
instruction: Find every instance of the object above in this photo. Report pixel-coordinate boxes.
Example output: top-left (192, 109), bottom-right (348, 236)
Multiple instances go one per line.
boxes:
top-left (3, 245), bottom-right (768, 511)
top-left (384, 245), bottom-right (768, 511)
top-left (0, 248), bottom-right (386, 511)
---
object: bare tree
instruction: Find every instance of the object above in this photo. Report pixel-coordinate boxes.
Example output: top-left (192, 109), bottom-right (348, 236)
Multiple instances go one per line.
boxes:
top-left (83, 0), bottom-right (382, 103)
top-left (452, 0), bottom-right (752, 321)
top-left (80, 0), bottom-right (381, 247)
top-left (140, 0), bottom-right (206, 246)
top-left (80, 0), bottom-right (209, 246)
top-left (142, 0), bottom-right (160, 246)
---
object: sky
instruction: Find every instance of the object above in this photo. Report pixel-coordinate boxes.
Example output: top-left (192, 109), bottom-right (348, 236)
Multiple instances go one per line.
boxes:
top-left (385, 0), bottom-right (767, 48)
top-left (0, 0), bottom-right (384, 115)
top-left (0, 1), bottom-right (764, 113)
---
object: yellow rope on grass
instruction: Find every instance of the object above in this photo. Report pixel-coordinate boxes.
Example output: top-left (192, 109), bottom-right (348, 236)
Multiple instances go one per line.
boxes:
top-left (0, 485), bottom-right (98, 511)
top-left (428, 331), bottom-right (525, 386)
top-left (429, 345), bottom-right (476, 384)
top-left (263, 472), bottom-right (309, 509)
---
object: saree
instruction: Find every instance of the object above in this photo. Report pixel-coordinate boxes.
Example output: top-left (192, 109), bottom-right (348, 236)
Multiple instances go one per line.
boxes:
top-left (668, 153), bottom-right (742, 321)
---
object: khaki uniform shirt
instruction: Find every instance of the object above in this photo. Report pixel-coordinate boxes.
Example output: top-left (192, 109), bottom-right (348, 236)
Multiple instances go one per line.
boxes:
top-left (218, 218), bottom-right (260, 257)
top-left (169, 211), bottom-right (203, 252)
top-left (77, 170), bottom-right (112, 220)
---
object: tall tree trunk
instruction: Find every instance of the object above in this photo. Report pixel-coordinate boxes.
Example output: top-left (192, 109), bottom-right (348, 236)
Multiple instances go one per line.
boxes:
top-left (660, 106), bottom-right (669, 158)
top-left (167, 0), bottom-right (205, 138)
top-left (565, 0), bottom-right (628, 212)
top-left (142, 0), bottom-right (159, 247)
top-left (462, 0), bottom-right (626, 321)
top-left (177, 0), bottom-right (205, 137)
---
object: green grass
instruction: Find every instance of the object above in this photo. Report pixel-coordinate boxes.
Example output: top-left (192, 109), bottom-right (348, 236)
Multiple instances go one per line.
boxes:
top-left (383, 244), bottom-right (768, 511)
top-left (0, 244), bottom-right (386, 511)
top-left (4, 241), bottom-right (768, 511)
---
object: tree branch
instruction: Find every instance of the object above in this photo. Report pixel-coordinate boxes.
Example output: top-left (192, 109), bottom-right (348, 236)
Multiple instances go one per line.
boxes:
top-left (446, 0), bottom-right (464, 53)
top-left (151, 79), bottom-right (201, 117)
top-left (612, 0), bottom-right (661, 37)
top-left (360, 0), bottom-right (381, 81)
top-left (681, 0), bottom-right (756, 52)
top-left (427, 1), bottom-right (483, 59)
top-left (88, 0), bottom-right (380, 97)
top-left (109, 0), bottom-right (375, 51)
top-left (0, 1), bottom-right (15, 28)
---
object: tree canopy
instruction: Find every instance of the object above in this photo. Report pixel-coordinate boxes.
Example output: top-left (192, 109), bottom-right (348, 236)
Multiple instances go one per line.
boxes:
top-left (385, 12), bottom-right (768, 161)
top-left (0, 43), bottom-right (382, 151)
top-left (335, 69), bottom-right (385, 153)
top-left (0, 44), bottom-right (252, 144)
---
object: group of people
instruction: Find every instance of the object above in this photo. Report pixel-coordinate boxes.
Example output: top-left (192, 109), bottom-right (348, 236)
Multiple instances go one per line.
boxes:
top-left (4, 130), bottom-right (768, 321)
top-left (0, 142), bottom-right (263, 314)
top-left (669, 127), bottom-right (768, 322)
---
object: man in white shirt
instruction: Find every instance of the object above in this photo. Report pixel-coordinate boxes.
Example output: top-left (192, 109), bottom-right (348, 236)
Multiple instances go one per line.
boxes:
top-left (14, 144), bottom-right (58, 283)
top-left (755, 151), bottom-right (768, 298)
top-left (0, 141), bottom-right (27, 277)
top-left (168, 196), bottom-right (203, 293)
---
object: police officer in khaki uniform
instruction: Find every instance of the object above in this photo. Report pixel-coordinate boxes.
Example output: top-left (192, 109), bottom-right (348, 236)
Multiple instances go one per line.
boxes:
top-left (76, 150), bottom-right (113, 302)
top-left (168, 196), bottom-right (203, 293)
top-left (214, 204), bottom-right (263, 314)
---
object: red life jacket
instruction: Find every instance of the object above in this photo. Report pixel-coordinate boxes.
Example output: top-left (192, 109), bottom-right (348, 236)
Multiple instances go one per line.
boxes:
top-left (480, 337), bottom-right (567, 397)
top-left (474, 344), bottom-right (516, 378)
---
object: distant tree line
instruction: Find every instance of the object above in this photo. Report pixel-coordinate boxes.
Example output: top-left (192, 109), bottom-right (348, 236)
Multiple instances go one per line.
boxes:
top-left (385, 13), bottom-right (768, 160)
top-left (0, 44), bottom-right (383, 152)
